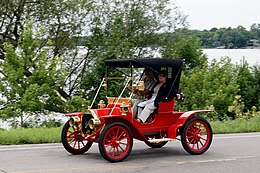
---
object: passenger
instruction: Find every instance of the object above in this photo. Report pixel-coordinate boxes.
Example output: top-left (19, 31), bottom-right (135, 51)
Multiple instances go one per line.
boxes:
top-left (132, 68), bottom-right (157, 118)
top-left (136, 70), bottom-right (179, 123)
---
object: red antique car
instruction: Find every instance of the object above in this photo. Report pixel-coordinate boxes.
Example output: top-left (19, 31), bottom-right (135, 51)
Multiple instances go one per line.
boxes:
top-left (61, 58), bottom-right (213, 162)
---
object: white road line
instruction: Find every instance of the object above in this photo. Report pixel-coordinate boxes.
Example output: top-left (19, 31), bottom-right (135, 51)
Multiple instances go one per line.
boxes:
top-left (176, 156), bottom-right (256, 165)
top-left (214, 134), bottom-right (260, 139)
top-left (0, 144), bottom-right (61, 151)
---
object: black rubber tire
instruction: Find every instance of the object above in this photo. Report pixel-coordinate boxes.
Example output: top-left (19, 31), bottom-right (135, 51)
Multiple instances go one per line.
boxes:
top-left (61, 121), bottom-right (93, 155)
top-left (145, 140), bottom-right (168, 148)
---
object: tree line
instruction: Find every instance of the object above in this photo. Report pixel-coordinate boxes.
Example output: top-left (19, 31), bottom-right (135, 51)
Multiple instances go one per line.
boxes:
top-left (0, 0), bottom-right (259, 128)
top-left (190, 24), bottom-right (260, 48)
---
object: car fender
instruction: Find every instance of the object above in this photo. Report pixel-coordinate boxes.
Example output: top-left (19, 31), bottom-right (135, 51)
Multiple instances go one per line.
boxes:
top-left (64, 112), bottom-right (84, 124)
top-left (101, 115), bottom-right (147, 141)
top-left (168, 110), bottom-right (213, 139)
top-left (65, 112), bottom-right (83, 117)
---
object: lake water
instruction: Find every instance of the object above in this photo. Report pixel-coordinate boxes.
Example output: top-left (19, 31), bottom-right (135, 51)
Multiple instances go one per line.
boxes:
top-left (203, 49), bottom-right (260, 66)
top-left (75, 47), bottom-right (260, 66)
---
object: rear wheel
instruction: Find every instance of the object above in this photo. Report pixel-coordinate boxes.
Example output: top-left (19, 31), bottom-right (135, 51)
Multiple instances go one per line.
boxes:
top-left (145, 134), bottom-right (168, 148)
top-left (181, 117), bottom-right (212, 155)
top-left (98, 122), bottom-right (133, 162)
top-left (61, 121), bottom-right (93, 155)
top-left (145, 141), bottom-right (168, 148)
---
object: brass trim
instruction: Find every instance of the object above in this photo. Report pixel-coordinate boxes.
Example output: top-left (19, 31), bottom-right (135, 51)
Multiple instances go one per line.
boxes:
top-left (89, 78), bottom-right (106, 109)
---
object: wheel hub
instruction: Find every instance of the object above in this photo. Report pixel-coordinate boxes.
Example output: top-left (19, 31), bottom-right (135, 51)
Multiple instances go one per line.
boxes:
top-left (111, 138), bottom-right (120, 147)
top-left (193, 131), bottom-right (201, 141)
top-left (71, 132), bottom-right (83, 141)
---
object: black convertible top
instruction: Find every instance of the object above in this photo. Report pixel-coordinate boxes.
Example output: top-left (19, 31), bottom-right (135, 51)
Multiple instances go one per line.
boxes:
top-left (105, 58), bottom-right (183, 69)
top-left (105, 58), bottom-right (183, 92)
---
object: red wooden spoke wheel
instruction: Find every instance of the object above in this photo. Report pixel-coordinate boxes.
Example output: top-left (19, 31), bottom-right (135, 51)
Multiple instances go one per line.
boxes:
top-left (98, 122), bottom-right (133, 162)
top-left (181, 117), bottom-right (212, 155)
top-left (61, 121), bottom-right (93, 155)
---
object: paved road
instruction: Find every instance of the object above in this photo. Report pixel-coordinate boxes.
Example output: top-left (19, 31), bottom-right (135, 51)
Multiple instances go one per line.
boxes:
top-left (0, 133), bottom-right (260, 173)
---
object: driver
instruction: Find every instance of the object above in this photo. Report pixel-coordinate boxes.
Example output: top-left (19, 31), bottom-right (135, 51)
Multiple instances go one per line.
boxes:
top-left (136, 70), bottom-right (179, 123)
top-left (132, 68), bottom-right (157, 118)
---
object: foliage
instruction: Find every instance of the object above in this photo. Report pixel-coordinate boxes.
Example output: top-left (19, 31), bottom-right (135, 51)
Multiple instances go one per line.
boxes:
top-left (64, 96), bottom-right (89, 113)
top-left (179, 57), bottom-right (239, 120)
top-left (0, 0), bottom-right (258, 125)
top-left (235, 60), bottom-right (260, 111)
top-left (251, 65), bottom-right (260, 109)
top-left (0, 0), bottom-right (94, 100)
top-left (228, 95), bottom-right (247, 119)
top-left (210, 112), bottom-right (260, 134)
top-left (177, 55), bottom-right (259, 120)
top-left (250, 23), bottom-right (260, 40)
top-left (161, 29), bottom-right (207, 70)
top-left (39, 119), bottom-right (62, 128)
top-left (0, 0), bottom-right (93, 55)
top-left (0, 127), bottom-right (62, 145)
top-left (0, 21), bottom-right (66, 127)
top-left (78, 0), bottom-right (187, 100)
top-left (0, 0), bottom-right (189, 128)
top-left (191, 24), bottom-right (260, 48)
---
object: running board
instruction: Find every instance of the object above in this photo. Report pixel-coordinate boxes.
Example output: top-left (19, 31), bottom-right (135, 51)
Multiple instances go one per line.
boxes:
top-left (148, 138), bottom-right (175, 143)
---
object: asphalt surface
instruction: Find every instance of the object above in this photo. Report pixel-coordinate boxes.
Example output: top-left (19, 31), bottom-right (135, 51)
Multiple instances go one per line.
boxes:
top-left (0, 132), bottom-right (260, 173)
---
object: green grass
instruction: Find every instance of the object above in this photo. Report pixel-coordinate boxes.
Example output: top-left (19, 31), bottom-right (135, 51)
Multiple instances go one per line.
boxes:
top-left (0, 127), bottom-right (62, 145)
top-left (0, 114), bottom-right (260, 145)
top-left (211, 115), bottom-right (260, 134)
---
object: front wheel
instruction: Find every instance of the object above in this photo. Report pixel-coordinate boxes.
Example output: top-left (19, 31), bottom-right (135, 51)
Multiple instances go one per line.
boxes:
top-left (61, 121), bottom-right (93, 155)
top-left (98, 122), bottom-right (133, 162)
top-left (181, 117), bottom-right (212, 155)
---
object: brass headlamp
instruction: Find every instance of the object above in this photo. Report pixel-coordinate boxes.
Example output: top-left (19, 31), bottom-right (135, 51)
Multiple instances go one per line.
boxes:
top-left (87, 118), bottom-right (101, 130)
top-left (69, 116), bottom-right (80, 126)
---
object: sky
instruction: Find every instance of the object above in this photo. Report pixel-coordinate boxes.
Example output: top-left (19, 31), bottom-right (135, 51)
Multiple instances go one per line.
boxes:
top-left (174, 0), bottom-right (260, 30)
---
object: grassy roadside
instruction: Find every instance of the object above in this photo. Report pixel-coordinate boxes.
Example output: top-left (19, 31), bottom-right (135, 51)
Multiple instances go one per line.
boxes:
top-left (0, 127), bottom-right (62, 145)
top-left (211, 116), bottom-right (260, 134)
top-left (0, 115), bottom-right (260, 145)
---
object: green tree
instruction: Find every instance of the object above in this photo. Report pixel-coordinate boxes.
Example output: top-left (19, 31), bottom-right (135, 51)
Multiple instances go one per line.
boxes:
top-left (235, 60), bottom-right (259, 111)
top-left (161, 29), bottom-right (207, 71)
top-left (0, 22), bottom-right (65, 127)
top-left (78, 0), bottom-right (187, 99)
top-left (0, 0), bottom-right (94, 100)
top-left (179, 57), bottom-right (239, 119)
top-left (250, 23), bottom-right (260, 39)
top-left (0, 0), bottom-right (189, 121)
top-left (251, 64), bottom-right (260, 109)
top-left (191, 26), bottom-right (251, 48)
